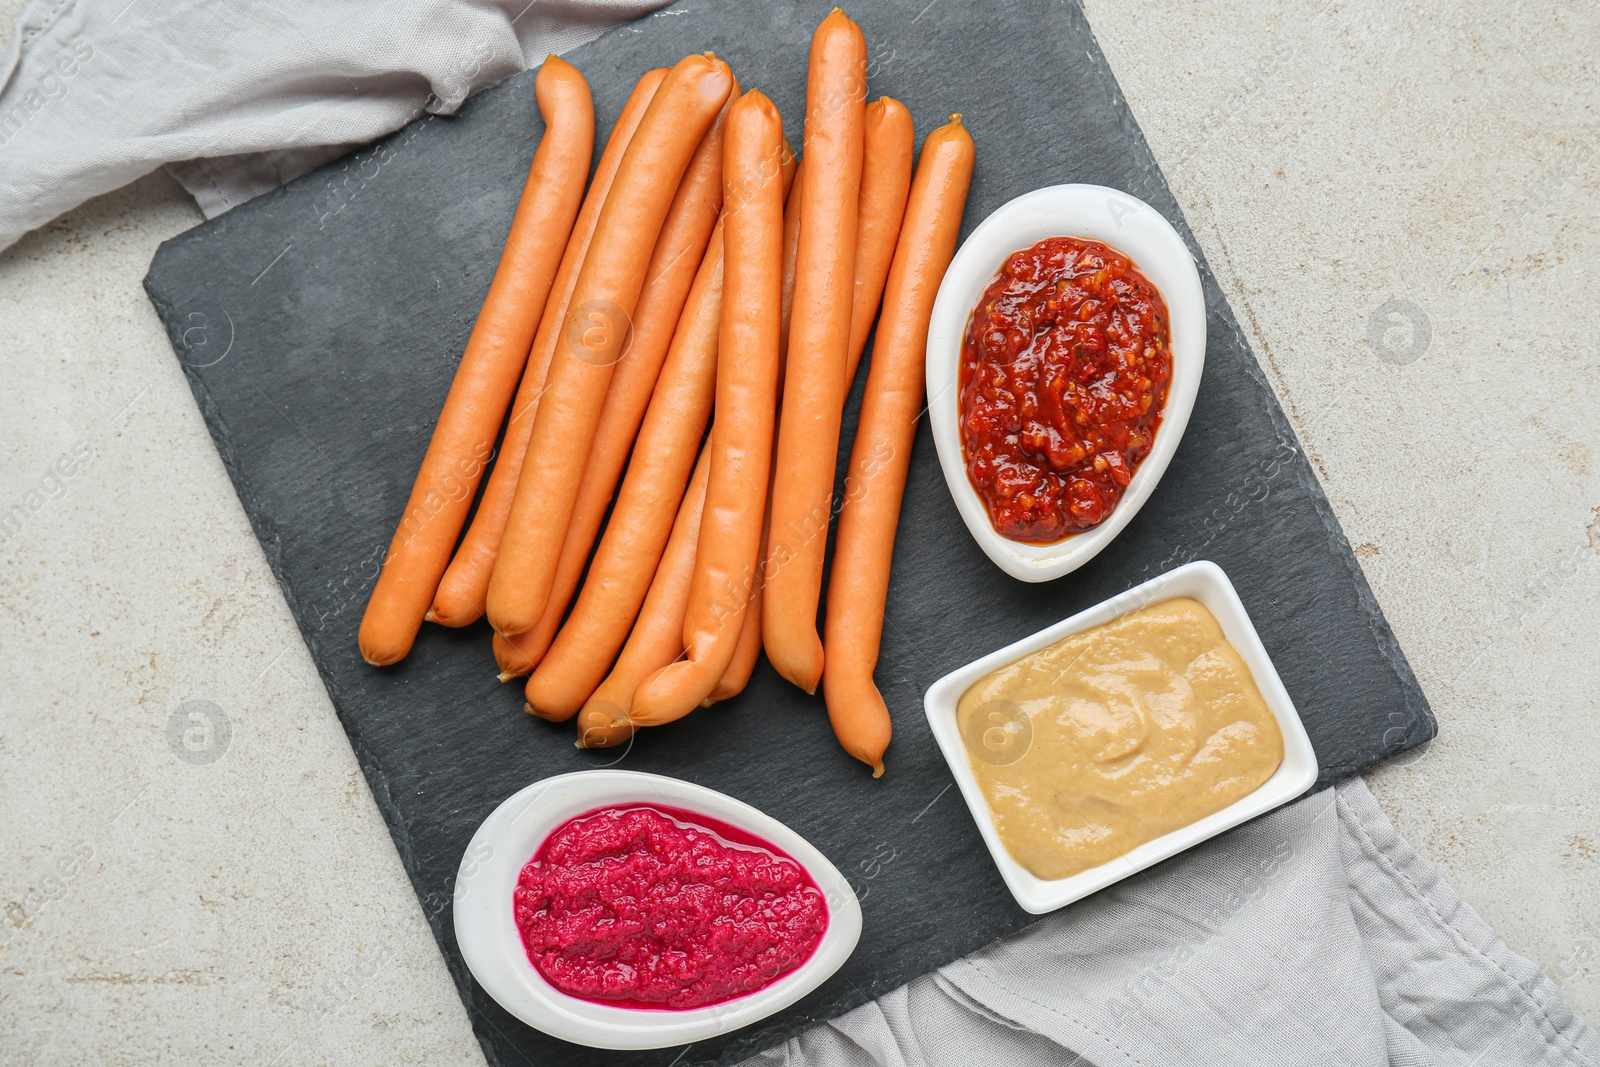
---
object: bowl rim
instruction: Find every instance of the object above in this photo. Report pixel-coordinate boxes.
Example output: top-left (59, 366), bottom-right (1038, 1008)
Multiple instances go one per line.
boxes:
top-left (921, 560), bottom-right (1319, 914)
top-left (452, 769), bottom-right (863, 1049)
top-left (925, 182), bottom-right (1207, 582)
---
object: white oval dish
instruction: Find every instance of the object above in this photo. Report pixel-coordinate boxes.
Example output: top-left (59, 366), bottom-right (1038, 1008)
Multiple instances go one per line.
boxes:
top-left (923, 561), bottom-right (1318, 914)
top-left (453, 770), bottom-right (862, 1050)
top-left (925, 183), bottom-right (1207, 582)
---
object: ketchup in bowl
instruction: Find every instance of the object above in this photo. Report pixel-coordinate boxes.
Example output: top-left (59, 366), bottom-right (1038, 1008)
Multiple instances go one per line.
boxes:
top-left (959, 236), bottom-right (1173, 543)
top-left (513, 805), bottom-right (828, 1010)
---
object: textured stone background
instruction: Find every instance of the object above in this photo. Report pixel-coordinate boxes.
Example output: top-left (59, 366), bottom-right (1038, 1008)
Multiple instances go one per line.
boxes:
top-left (1, 0), bottom-right (1595, 1063)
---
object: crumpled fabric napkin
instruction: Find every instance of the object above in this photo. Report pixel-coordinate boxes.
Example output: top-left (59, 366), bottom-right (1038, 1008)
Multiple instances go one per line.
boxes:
top-left (741, 777), bottom-right (1600, 1067)
top-left (0, 0), bottom-right (664, 251)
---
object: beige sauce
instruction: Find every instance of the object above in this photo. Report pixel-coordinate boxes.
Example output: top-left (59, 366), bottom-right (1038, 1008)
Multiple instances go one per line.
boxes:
top-left (957, 597), bottom-right (1283, 880)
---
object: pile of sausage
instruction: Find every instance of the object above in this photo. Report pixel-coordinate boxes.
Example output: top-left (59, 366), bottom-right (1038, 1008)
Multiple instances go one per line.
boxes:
top-left (356, 10), bottom-right (974, 776)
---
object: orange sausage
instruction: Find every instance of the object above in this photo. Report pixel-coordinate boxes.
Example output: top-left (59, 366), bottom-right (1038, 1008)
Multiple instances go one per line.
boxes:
top-left (628, 89), bottom-right (787, 726)
top-left (525, 221), bottom-right (725, 719)
top-left (705, 519), bottom-right (767, 705)
top-left (845, 97), bottom-right (914, 382)
top-left (491, 610), bottom-right (541, 680)
top-left (780, 144), bottom-right (800, 221)
top-left (491, 87), bottom-right (735, 680)
top-left (762, 10), bottom-right (866, 693)
top-left (708, 153), bottom-right (804, 704)
top-left (777, 160), bottom-right (804, 375)
top-left (359, 57), bottom-right (593, 665)
top-left (822, 114), bottom-right (975, 776)
top-left (430, 67), bottom-right (665, 628)
top-left (487, 54), bottom-right (734, 637)
top-left (573, 448), bottom-right (710, 749)
top-left (493, 630), bottom-right (535, 681)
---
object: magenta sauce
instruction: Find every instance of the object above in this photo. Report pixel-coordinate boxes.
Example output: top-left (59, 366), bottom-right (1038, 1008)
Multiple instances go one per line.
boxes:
top-left (513, 805), bottom-right (829, 1010)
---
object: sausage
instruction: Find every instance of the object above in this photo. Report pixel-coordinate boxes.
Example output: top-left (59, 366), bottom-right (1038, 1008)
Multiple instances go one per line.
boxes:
top-left (777, 159), bottom-right (804, 376)
top-left (573, 448), bottom-right (710, 749)
top-left (845, 97), bottom-right (914, 381)
top-left (429, 67), bottom-right (666, 629)
top-left (628, 89), bottom-right (787, 725)
top-left (359, 56), bottom-right (594, 665)
top-left (525, 220), bottom-right (726, 720)
top-left (822, 113), bottom-right (975, 776)
top-left (486, 53), bottom-right (734, 637)
top-left (704, 519), bottom-right (767, 705)
top-left (762, 10), bottom-right (866, 693)
top-left (712, 160), bottom-right (806, 698)
top-left (493, 82), bottom-right (736, 678)
top-left (493, 630), bottom-right (536, 682)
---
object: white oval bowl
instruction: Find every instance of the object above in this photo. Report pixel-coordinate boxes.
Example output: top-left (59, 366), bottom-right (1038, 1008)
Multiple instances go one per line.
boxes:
top-left (925, 183), bottom-right (1207, 582)
top-left (923, 560), bottom-right (1318, 914)
top-left (452, 770), bottom-right (862, 1050)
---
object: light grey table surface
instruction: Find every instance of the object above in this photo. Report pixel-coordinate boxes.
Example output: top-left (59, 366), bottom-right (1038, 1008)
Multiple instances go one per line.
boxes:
top-left (1, 0), bottom-right (1595, 1062)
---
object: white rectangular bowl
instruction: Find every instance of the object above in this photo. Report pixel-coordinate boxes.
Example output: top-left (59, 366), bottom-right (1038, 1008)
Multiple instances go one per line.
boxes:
top-left (923, 560), bottom-right (1318, 914)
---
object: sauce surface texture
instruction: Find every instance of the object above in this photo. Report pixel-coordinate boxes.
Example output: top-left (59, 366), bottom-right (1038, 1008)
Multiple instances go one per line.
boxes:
top-left (959, 236), bottom-right (1172, 542)
top-left (958, 598), bottom-right (1283, 880)
top-left (514, 805), bottom-right (827, 1010)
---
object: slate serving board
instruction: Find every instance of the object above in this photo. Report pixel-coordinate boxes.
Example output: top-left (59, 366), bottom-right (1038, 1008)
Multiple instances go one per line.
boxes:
top-left (143, 0), bottom-right (1435, 1063)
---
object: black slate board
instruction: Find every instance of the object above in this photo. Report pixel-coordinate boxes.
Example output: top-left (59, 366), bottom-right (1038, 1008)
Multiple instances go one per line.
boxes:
top-left (143, 1), bottom-right (1435, 1063)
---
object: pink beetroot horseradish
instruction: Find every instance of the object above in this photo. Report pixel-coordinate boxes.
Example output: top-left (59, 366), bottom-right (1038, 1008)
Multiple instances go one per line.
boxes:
top-left (513, 805), bottom-right (829, 1010)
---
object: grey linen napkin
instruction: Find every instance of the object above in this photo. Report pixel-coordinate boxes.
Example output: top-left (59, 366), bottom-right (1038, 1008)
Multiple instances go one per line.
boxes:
top-left (0, 0), bottom-right (665, 251)
top-left (742, 778), bottom-right (1600, 1067)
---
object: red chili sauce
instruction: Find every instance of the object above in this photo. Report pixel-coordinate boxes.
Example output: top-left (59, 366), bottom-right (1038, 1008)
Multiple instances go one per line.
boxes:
top-left (959, 236), bottom-right (1172, 543)
top-left (514, 805), bottom-right (828, 1010)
